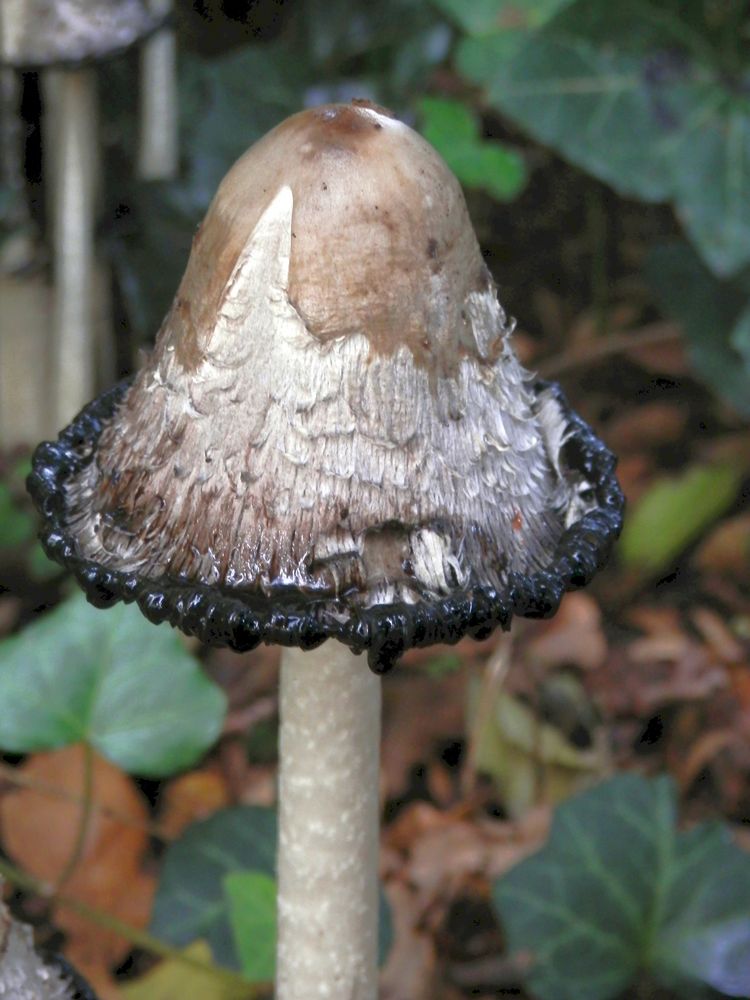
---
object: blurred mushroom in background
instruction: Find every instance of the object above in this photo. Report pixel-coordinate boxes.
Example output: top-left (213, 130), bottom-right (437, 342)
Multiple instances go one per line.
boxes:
top-left (0, 0), bottom-right (175, 450)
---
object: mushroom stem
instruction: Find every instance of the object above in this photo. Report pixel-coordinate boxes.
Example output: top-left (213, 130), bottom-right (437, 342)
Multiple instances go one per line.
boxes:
top-left (45, 67), bottom-right (98, 428)
top-left (277, 641), bottom-right (381, 999)
top-left (137, 0), bottom-right (178, 180)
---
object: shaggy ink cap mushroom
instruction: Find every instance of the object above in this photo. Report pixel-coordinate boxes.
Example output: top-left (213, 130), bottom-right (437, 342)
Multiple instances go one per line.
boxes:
top-left (0, 0), bottom-right (163, 68)
top-left (28, 101), bottom-right (624, 672)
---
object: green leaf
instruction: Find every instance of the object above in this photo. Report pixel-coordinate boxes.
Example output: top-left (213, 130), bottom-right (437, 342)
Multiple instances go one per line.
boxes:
top-left (0, 484), bottom-right (35, 549)
top-left (458, 0), bottom-right (750, 276)
top-left (178, 44), bottom-right (310, 215)
top-left (433, 0), bottom-right (573, 37)
top-left (646, 241), bottom-right (750, 414)
top-left (420, 96), bottom-right (477, 146)
top-left (224, 871), bottom-right (277, 982)
top-left (672, 101), bottom-right (750, 278)
top-left (730, 297), bottom-right (750, 368)
top-left (425, 651), bottom-right (462, 677)
top-left (151, 807), bottom-right (277, 969)
top-left (0, 593), bottom-right (226, 776)
top-left (493, 774), bottom-right (750, 1000)
top-left (619, 462), bottom-right (743, 576)
top-left (419, 97), bottom-right (526, 200)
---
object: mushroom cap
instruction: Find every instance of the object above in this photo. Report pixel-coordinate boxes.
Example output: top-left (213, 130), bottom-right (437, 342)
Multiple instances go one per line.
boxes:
top-left (28, 102), bottom-right (623, 671)
top-left (0, 0), bottom-right (162, 68)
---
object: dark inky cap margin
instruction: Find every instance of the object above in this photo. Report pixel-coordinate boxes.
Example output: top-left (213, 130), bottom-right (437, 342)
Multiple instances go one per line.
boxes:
top-left (28, 378), bottom-right (624, 673)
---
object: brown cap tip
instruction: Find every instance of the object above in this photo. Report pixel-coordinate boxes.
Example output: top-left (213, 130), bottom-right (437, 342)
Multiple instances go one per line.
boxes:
top-left (167, 101), bottom-right (493, 377)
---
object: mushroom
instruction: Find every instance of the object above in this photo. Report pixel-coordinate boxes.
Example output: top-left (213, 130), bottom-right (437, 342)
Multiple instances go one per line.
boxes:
top-left (0, 0), bottom-right (165, 439)
top-left (28, 101), bottom-right (623, 998)
top-left (137, 0), bottom-right (178, 181)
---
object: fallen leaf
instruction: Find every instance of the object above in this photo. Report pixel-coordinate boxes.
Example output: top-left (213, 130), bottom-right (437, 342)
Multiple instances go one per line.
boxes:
top-left (158, 768), bottom-right (231, 840)
top-left (625, 321), bottom-right (690, 375)
top-left (469, 685), bottom-right (610, 817)
top-left (380, 881), bottom-right (437, 1000)
top-left (382, 663), bottom-right (469, 798)
top-left (691, 607), bottom-right (745, 664)
top-left (523, 593), bottom-right (607, 672)
top-left (384, 801), bottom-right (455, 855)
top-left (120, 941), bottom-right (251, 1000)
top-left (607, 401), bottom-right (688, 452)
top-left (0, 745), bottom-right (154, 992)
top-left (408, 821), bottom-right (490, 902)
top-left (693, 513), bottom-right (750, 576)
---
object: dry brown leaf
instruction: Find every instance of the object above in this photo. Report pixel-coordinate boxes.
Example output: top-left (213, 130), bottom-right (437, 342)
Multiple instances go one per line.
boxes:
top-left (384, 801), bottom-right (456, 855)
top-left (523, 592), bottom-right (607, 672)
top-left (612, 453), bottom-right (654, 507)
top-left (591, 639), bottom-right (727, 717)
top-left (158, 767), bottom-right (231, 840)
top-left (382, 665), bottom-right (469, 797)
top-left (0, 745), bottom-right (154, 993)
top-left (691, 607), bottom-right (745, 664)
top-left (408, 821), bottom-right (489, 903)
top-left (693, 513), bottom-right (750, 576)
top-left (380, 880), bottom-right (437, 1000)
top-left (606, 401), bottom-right (688, 452)
top-left (674, 729), bottom-right (739, 792)
top-left (625, 321), bottom-right (689, 374)
top-left (426, 761), bottom-right (456, 808)
top-left (58, 871), bottom-right (154, 1000)
top-left (626, 605), bottom-right (683, 635)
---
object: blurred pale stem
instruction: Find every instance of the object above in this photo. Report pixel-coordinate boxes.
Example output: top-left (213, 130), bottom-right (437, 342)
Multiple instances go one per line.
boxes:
top-left (45, 68), bottom-right (97, 427)
top-left (277, 641), bottom-right (381, 1000)
top-left (137, 0), bottom-right (178, 180)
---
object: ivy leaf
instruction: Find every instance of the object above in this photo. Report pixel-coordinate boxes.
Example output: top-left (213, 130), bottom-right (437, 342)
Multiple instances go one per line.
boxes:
top-left (419, 97), bottom-right (526, 200)
top-left (619, 461), bottom-right (743, 576)
top-left (0, 593), bottom-right (226, 776)
top-left (0, 483), bottom-right (35, 549)
top-left (645, 241), bottom-right (750, 415)
top-left (456, 0), bottom-right (750, 276)
top-left (494, 774), bottom-right (750, 1000)
top-left (151, 807), bottom-right (277, 969)
top-left (224, 871), bottom-right (277, 982)
top-left (730, 298), bottom-right (750, 368)
top-left (433, 0), bottom-right (573, 38)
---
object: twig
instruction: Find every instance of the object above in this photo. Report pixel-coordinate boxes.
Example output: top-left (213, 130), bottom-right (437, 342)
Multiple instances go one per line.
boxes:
top-left (461, 635), bottom-right (513, 798)
top-left (537, 321), bottom-right (681, 379)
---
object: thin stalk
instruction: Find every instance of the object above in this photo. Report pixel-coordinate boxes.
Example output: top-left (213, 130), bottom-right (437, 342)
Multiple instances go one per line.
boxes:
top-left (54, 741), bottom-right (94, 891)
top-left (462, 634), bottom-right (512, 798)
top-left (276, 641), bottom-right (381, 1000)
top-left (44, 67), bottom-right (97, 428)
top-left (137, 0), bottom-right (178, 180)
